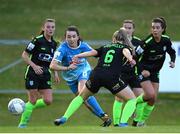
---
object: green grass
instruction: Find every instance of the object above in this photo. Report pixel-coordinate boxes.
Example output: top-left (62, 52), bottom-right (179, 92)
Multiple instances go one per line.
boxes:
top-left (0, 0), bottom-right (180, 40)
top-left (0, 93), bottom-right (180, 133)
top-left (1, 126), bottom-right (180, 133)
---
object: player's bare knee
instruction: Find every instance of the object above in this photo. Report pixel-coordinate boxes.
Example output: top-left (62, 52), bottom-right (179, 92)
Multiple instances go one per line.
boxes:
top-left (44, 98), bottom-right (53, 105)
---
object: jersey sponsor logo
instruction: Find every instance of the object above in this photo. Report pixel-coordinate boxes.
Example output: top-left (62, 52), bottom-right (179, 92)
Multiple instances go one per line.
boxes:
top-left (148, 54), bottom-right (163, 60)
top-left (27, 43), bottom-right (35, 51)
top-left (38, 53), bottom-right (52, 62)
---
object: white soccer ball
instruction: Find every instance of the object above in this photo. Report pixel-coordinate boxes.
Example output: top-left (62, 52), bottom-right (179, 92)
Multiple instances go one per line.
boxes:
top-left (8, 98), bottom-right (25, 115)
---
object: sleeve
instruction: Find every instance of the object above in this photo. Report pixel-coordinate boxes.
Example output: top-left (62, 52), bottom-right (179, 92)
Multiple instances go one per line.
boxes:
top-left (166, 39), bottom-right (176, 62)
top-left (53, 45), bottom-right (65, 63)
top-left (25, 38), bottom-right (37, 54)
top-left (83, 42), bottom-right (93, 52)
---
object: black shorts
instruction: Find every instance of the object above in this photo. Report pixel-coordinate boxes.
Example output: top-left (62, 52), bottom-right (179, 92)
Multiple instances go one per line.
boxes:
top-left (121, 72), bottom-right (141, 89)
top-left (85, 68), bottom-right (127, 95)
top-left (25, 68), bottom-right (52, 90)
top-left (138, 71), bottom-right (159, 83)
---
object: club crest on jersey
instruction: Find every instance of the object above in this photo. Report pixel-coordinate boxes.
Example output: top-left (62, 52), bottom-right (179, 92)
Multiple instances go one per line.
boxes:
top-left (29, 81), bottom-right (34, 86)
top-left (163, 46), bottom-right (167, 51)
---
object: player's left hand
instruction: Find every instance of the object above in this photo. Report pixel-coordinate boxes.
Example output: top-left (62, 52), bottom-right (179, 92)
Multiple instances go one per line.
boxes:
top-left (72, 55), bottom-right (79, 63)
top-left (54, 71), bottom-right (60, 84)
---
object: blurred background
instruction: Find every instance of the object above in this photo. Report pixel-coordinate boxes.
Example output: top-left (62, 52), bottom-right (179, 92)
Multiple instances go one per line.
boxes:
top-left (0, 0), bottom-right (180, 129)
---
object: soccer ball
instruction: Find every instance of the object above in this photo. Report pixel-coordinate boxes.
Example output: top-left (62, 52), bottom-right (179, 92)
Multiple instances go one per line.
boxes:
top-left (8, 98), bottom-right (25, 115)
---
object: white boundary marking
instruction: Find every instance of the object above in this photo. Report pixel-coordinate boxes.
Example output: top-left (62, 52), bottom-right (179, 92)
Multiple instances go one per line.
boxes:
top-left (0, 58), bottom-right (23, 74)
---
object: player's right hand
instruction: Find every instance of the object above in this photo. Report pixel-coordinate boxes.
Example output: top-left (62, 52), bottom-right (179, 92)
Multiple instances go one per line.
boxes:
top-left (33, 65), bottom-right (43, 75)
top-left (142, 70), bottom-right (150, 77)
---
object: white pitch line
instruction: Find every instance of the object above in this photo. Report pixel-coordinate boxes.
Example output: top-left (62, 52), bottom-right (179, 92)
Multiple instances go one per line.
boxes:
top-left (0, 58), bottom-right (23, 73)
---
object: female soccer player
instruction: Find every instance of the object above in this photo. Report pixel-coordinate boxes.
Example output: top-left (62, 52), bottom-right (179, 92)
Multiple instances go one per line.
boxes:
top-left (53, 28), bottom-right (137, 127)
top-left (18, 19), bottom-right (60, 128)
top-left (113, 20), bottom-right (145, 126)
top-left (134, 17), bottom-right (176, 126)
top-left (50, 26), bottom-right (111, 127)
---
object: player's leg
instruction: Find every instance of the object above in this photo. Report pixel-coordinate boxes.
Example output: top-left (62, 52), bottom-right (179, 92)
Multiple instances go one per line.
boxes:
top-left (138, 80), bottom-right (155, 126)
top-left (67, 80), bottom-right (104, 118)
top-left (79, 80), bottom-right (107, 118)
top-left (116, 86), bottom-right (136, 127)
top-left (132, 87), bottom-right (146, 126)
top-left (34, 89), bottom-right (52, 109)
top-left (113, 96), bottom-right (123, 126)
top-left (18, 89), bottom-right (38, 128)
top-left (54, 85), bottom-right (93, 125)
top-left (140, 82), bottom-right (158, 125)
top-left (34, 72), bottom-right (52, 109)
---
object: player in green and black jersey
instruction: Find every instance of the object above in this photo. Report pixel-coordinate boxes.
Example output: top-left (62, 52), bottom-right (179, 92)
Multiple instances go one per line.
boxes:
top-left (113, 20), bottom-right (145, 126)
top-left (53, 28), bottom-right (137, 127)
top-left (134, 17), bottom-right (176, 126)
top-left (18, 19), bottom-right (60, 128)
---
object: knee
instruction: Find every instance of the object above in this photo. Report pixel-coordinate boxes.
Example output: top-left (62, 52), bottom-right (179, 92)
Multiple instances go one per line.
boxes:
top-left (43, 98), bottom-right (53, 105)
top-left (29, 99), bottom-right (37, 105)
top-left (144, 92), bottom-right (156, 104)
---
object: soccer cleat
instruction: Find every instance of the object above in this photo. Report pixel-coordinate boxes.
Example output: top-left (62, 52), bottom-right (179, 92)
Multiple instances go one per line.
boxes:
top-left (18, 124), bottom-right (27, 128)
top-left (114, 124), bottom-right (119, 127)
top-left (132, 120), bottom-right (138, 127)
top-left (100, 113), bottom-right (112, 127)
top-left (54, 117), bottom-right (67, 126)
top-left (137, 122), bottom-right (145, 127)
top-left (132, 120), bottom-right (145, 127)
top-left (101, 118), bottom-right (112, 127)
top-left (119, 123), bottom-right (128, 127)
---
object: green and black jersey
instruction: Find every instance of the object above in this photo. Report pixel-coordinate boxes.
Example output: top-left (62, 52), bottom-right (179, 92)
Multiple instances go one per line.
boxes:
top-left (138, 34), bottom-right (176, 72)
top-left (121, 36), bottom-right (143, 73)
top-left (132, 36), bottom-right (143, 48)
top-left (25, 34), bottom-right (57, 68)
top-left (94, 43), bottom-right (129, 75)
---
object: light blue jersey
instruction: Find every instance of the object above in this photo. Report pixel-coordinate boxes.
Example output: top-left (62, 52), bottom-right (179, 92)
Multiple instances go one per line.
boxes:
top-left (53, 41), bottom-right (92, 82)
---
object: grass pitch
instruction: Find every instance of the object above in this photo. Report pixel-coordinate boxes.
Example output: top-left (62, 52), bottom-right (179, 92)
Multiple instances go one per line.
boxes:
top-left (0, 93), bottom-right (180, 133)
top-left (0, 126), bottom-right (180, 133)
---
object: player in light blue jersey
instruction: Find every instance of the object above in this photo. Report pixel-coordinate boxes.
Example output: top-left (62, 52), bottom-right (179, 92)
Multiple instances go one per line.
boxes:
top-left (50, 26), bottom-right (111, 127)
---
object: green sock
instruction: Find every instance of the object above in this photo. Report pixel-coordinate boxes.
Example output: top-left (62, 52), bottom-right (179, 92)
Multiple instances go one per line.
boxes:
top-left (113, 100), bottom-right (123, 125)
top-left (140, 104), bottom-right (154, 123)
top-left (63, 95), bottom-right (84, 119)
top-left (136, 94), bottom-right (144, 103)
top-left (34, 99), bottom-right (47, 109)
top-left (134, 102), bottom-right (147, 122)
top-left (19, 102), bottom-right (35, 125)
top-left (120, 99), bottom-right (136, 123)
